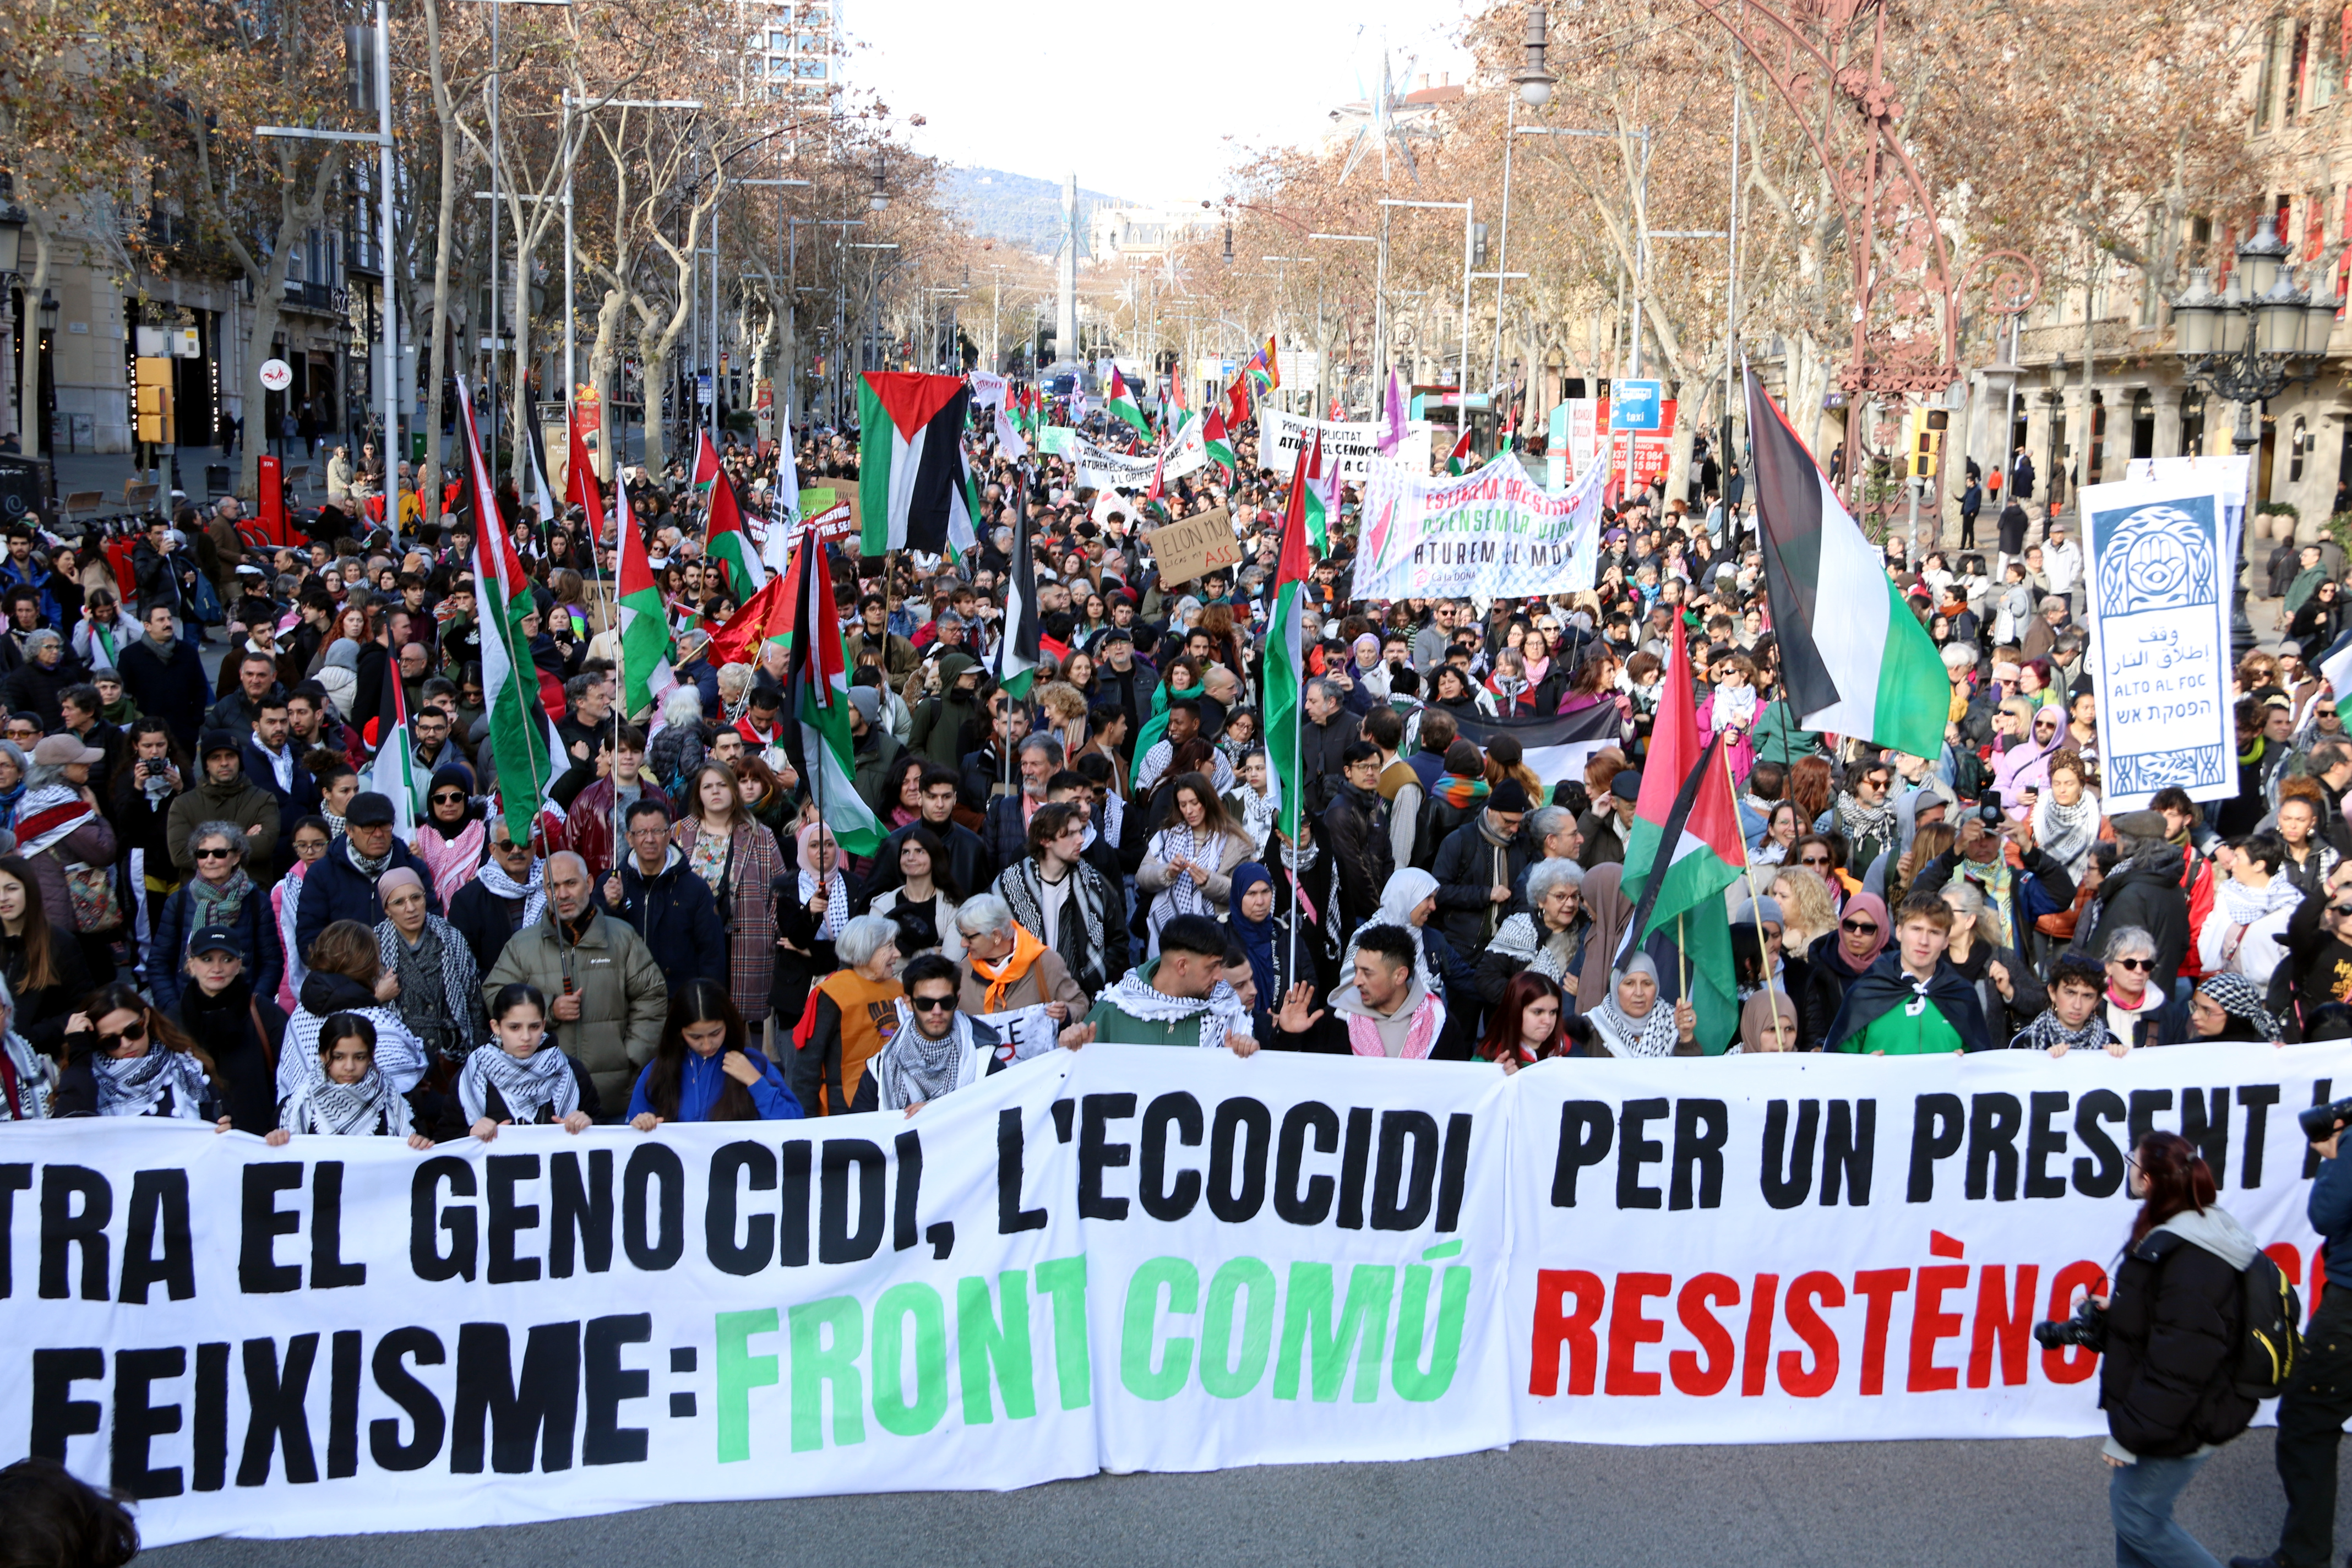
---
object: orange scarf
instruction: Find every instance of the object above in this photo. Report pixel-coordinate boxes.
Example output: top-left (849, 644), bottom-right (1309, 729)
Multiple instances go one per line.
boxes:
top-left (972, 923), bottom-right (1050, 1012)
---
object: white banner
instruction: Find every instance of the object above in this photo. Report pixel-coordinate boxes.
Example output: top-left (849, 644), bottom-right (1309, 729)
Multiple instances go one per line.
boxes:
top-left (1259, 408), bottom-right (1436, 481)
top-left (2079, 467), bottom-right (2239, 811)
top-left (966, 372), bottom-right (1008, 409)
top-left (1057, 432), bottom-right (1206, 493)
top-left (1354, 451), bottom-right (1605, 603)
top-left (4, 1043), bottom-right (2340, 1544)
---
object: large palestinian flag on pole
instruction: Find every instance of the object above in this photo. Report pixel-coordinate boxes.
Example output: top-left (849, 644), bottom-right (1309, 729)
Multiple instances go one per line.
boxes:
top-left (614, 481), bottom-right (674, 720)
top-left (1622, 731), bottom-right (1746, 1055)
top-left (1619, 615), bottom-right (1702, 908)
top-left (363, 645), bottom-right (419, 832)
top-left (702, 438), bottom-right (766, 603)
top-left (1105, 366), bottom-right (1151, 440)
top-left (995, 514), bottom-right (1041, 700)
top-left (778, 526), bottom-right (885, 857)
top-left (1263, 435), bottom-right (1315, 840)
top-left (858, 372), bottom-right (976, 556)
top-left (1746, 369), bottom-right (1947, 760)
top-left (455, 376), bottom-right (554, 845)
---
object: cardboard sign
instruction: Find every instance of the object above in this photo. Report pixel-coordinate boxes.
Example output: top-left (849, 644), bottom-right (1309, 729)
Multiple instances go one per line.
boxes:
top-left (1145, 506), bottom-right (1240, 585)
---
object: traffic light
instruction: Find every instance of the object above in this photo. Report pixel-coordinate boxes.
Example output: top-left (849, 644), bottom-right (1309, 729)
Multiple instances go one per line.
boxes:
top-left (1912, 409), bottom-right (1948, 480)
top-left (134, 356), bottom-right (174, 445)
top-left (1471, 222), bottom-right (1490, 269)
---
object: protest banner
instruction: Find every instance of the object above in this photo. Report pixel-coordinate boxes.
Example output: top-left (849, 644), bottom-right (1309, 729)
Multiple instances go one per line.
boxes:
top-left (967, 372), bottom-right (1008, 409)
top-left (1354, 451), bottom-right (1605, 602)
top-left (1545, 399), bottom-right (1602, 491)
top-left (1260, 408), bottom-right (1435, 480)
top-left (1143, 507), bottom-right (1239, 585)
top-left (2078, 467), bottom-right (2238, 810)
top-left (5, 1041), bottom-right (2336, 1545)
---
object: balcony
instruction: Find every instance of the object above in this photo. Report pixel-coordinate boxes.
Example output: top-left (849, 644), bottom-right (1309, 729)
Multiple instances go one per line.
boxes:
top-left (281, 279), bottom-right (341, 313)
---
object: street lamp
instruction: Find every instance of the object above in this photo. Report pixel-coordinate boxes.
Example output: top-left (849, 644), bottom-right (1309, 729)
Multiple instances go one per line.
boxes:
top-left (1513, 9), bottom-right (1555, 107)
top-left (37, 290), bottom-right (58, 335)
top-left (868, 148), bottom-right (889, 212)
top-left (0, 204), bottom-right (22, 277)
top-left (2167, 210), bottom-right (2339, 655)
top-left (1222, 221), bottom-right (1233, 266)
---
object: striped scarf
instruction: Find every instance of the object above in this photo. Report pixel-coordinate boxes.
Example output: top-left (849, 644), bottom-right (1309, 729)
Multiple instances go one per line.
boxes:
top-left (457, 1042), bottom-right (578, 1125)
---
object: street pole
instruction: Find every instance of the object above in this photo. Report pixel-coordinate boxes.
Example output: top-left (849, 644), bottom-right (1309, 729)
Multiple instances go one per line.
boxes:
top-left (374, 0), bottom-right (398, 476)
top-left (1491, 92), bottom-right (1516, 392)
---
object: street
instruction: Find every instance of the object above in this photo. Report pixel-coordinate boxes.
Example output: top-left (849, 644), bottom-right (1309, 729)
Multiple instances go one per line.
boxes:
top-left (140, 1432), bottom-right (2328, 1567)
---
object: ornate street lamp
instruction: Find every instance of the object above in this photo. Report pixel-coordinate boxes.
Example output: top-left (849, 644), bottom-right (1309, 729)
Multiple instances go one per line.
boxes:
top-left (1513, 9), bottom-right (1555, 108)
top-left (2168, 211), bottom-right (2339, 655)
top-left (868, 148), bottom-right (889, 213)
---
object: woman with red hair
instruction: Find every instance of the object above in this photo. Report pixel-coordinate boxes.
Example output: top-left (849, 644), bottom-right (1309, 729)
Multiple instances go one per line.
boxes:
top-left (1476, 972), bottom-right (1593, 1070)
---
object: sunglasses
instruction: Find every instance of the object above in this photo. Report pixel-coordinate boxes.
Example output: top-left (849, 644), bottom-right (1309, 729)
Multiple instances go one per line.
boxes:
top-left (1842, 919), bottom-right (1880, 935)
top-left (100, 1018), bottom-right (149, 1052)
top-left (1800, 854), bottom-right (1831, 867)
top-left (192, 846), bottom-right (236, 861)
top-left (431, 791), bottom-right (465, 805)
top-left (2331, 905), bottom-right (2352, 919)
top-left (2111, 956), bottom-right (2153, 972)
top-left (908, 994), bottom-right (957, 1013)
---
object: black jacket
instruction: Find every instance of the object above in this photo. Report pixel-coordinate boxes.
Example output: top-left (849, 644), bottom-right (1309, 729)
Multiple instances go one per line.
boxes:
top-left (1320, 781), bottom-right (1392, 931)
top-left (118, 634), bottom-right (211, 752)
top-left (447, 874), bottom-right (536, 984)
top-left (1801, 933), bottom-right (1877, 1049)
top-left (1429, 815), bottom-right (1534, 954)
top-left (166, 981), bottom-right (290, 1136)
top-left (294, 836), bottom-right (443, 967)
top-left (2068, 845), bottom-right (2190, 996)
top-left (2100, 1226), bottom-right (2257, 1458)
top-left (1297, 711), bottom-right (1362, 819)
top-left (865, 817), bottom-right (994, 905)
top-left (1822, 952), bottom-right (1995, 1053)
top-left (598, 850), bottom-right (729, 995)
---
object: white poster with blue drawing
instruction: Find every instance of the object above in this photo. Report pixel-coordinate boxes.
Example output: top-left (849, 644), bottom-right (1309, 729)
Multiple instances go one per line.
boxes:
top-left (2079, 473), bottom-right (2238, 812)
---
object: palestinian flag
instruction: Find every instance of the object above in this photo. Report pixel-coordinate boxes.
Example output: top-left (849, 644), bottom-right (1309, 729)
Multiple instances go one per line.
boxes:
top-left (1452, 707), bottom-right (1625, 794)
top-left (363, 645), bottom-right (420, 832)
top-left (524, 406), bottom-right (557, 526)
top-left (565, 406), bottom-right (603, 529)
top-left (1747, 368), bottom-right (1947, 760)
top-left (995, 515), bottom-right (1042, 699)
top-left (1622, 731), bottom-right (1745, 1056)
top-left (1203, 407), bottom-right (1237, 480)
top-left (615, 481), bottom-right (674, 720)
top-left (1619, 616), bottom-right (1702, 908)
top-left (456, 375), bottom-right (554, 845)
top-left (703, 445), bottom-right (766, 604)
top-left (691, 429), bottom-right (721, 494)
top-left (1163, 357), bottom-right (1186, 432)
top-left (1262, 435), bottom-right (1315, 840)
top-left (1105, 366), bottom-right (1151, 440)
top-left (1303, 429), bottom-right (1337, 556)
top-left (779, 525), bottom-right (885, 857)
top-left (1444, 427), bottom-right (1475, 476)
top-left (858, 371), bottom-right (976, 556)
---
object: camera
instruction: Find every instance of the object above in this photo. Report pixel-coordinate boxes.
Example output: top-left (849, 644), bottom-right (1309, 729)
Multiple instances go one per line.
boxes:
top-left (2298, 1096), bottom-right (2352, 1144)
top-left (2033, 1295), bottom-right (2108, 1353)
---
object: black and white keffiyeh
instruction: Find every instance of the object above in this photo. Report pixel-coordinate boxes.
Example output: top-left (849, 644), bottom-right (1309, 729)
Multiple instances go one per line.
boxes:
top-left (280, 1068), bottom-right (412, 1137)
top-left (999, 858), bottom-right (1107, 978)
top-left (1095, 970), bottom-right (1255, 1050)
top-left (281, 1004), bottom-right (426, 1102)
top-left (798, 869), bottom-right (851, 940)
top-left (1146, 823), bottom-right (1231, 940)
top-left (377, 914), bottom-right (483, 1063)
top-left (1589, 985), bottom-right (1679, 1059)
top-left (93, 1041), bottom-right (213, 1119)
top-left (474, 858), bottom-right (548, 929)
top-left (2, 1029), bottom-right (51, 1119)
top-left (2196, 972), bottom-right (2284, 1041)
top-left (873, 1000), bottom-right (983, 1110)
top-left (2011, 1006), bottom-right (2117, 1054)
top-left (457, 1041), bottom-right (579, 1125)
top-left (1489, 911), bottom-right (1583, 983)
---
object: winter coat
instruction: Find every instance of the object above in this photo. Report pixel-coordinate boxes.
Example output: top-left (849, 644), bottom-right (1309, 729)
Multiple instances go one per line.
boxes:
top-left (164, 774), bottom-right (281, 881)
top-left (165, 982), bottom-right (288, 1136)
top-left (2068, 844), bottom-right (2191, 996)
top-left (481, 909), bottom-right (668, 1112)
top-left (118, 634), bottom-right (210, 752)
top-left (597, 847), bottom-right (728, 997)
top-left (147, 880), bottom-right (284, 1018)
top-left (1297, 711), bottom-right (1362, 820)
top-left (447, 873), bottom-right (536, 983)
top-left (1320, 781), bottom-right (1394, 931)
top-left (2099, 1212), bottom-right (2259, 1458)
top-left (1430, 815), bottom-right (1534, 953)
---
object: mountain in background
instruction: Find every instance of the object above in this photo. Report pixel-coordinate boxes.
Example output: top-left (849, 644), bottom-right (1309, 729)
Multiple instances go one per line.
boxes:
top-left (942, 167), bottom-right (1133, 257)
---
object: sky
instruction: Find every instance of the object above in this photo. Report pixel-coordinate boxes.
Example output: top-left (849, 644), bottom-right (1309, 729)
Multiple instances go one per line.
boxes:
top-left (844, 0), bottom-right (1479, 208)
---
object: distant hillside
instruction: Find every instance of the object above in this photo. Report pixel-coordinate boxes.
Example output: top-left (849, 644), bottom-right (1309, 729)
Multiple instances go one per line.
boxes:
top-left (944, 166), bottom-right (1131, 257)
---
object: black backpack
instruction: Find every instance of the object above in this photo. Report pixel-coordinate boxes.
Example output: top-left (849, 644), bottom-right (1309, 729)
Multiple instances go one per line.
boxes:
top-left (2234, 1248), bottom-right (2302, 1400)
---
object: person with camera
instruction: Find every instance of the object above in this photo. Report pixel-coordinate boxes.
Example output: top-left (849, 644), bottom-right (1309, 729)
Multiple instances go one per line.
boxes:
top-left (2086, 1130), bottom-right (2263, 1568)
top-left (2232, 1106), bottom-right (2352, 1568)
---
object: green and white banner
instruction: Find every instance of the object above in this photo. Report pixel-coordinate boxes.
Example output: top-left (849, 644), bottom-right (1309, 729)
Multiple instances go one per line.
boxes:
top-left (3, 1043), bottom-right (2339, 1543)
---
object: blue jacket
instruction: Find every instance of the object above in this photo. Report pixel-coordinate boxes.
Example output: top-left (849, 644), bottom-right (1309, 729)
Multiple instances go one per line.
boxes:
top-left (147, 883), bottom-right (284, 1017)
top-left (294, 834), bottom-right (441, 967)
top-left (624, 1046), bottom-right (802, 1123)
top-left (0, 558), bottom-right (60, 625)
top-left (2311, 1155), bottom-right (2352, 1303)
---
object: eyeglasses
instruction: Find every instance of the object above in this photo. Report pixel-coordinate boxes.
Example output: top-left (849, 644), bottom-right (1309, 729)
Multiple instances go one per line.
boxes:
top-left (99, 1018), bottom-right (148, 1052)
top-left (2330, 905), bottom-right (2352, 919)
top-left (908, 994), bottom-right (957, 1013)
top-left (2111, 956), bottom-right (2153, 972)
top-left (193, 846), bottom-right (236, 861)
top-left (1841, 919), bottom-right (1880, 935)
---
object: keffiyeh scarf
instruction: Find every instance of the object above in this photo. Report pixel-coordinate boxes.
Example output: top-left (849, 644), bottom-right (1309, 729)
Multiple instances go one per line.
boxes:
top-left (2034, 793), bottom-right (2102, 874)
top-left (2013, 1006), bottom-right (2116, 1054)
top-left (282, 1066), bottom-right (412, 1136)
top-left (2217, 873), bottom-right (2302, 928)
top-left (1488, 911), bottom-right (1582, 983)
top-left (1590, 995), bottom-right (1679, 1059)
top-left (873, 1000), bottom-right (978, 1110)
top-left (377, 916), bottom-right (480, 1063)
top-left (1147, 823), bottom-right (1230, 937)
top-left (1709, 683), bottom-right (1759, 732)
top-left (2, 1028), bottom-right (51, 1119)
top-left (2197, 972), bottom-right (2284, 1041)
top-left (473, 859), bottom-right (548, 930)
top-left (1833, 791), bottom-right (1898, 852)
top-left (1231, 786), bottom-right (1278, 855)
top-left (999, 860), bottom-right (1107, 981)
top-left (458, 1042), bottom-right (579, 1125)
top-left (798, 868), bottom-right (851, 940)
top-left (1096, 970), bottom-right (1255, 1050)
top-left (94, 1041), bottom-right (213, 1119)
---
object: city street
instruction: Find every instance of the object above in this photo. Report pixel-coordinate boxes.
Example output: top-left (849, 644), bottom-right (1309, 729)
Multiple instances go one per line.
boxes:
top-left (140, 1432), bottom-right (2329, 1567)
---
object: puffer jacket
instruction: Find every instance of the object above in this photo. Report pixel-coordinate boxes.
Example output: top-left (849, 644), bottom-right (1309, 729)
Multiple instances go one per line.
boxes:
top-left (2099, 1208), bottom-right (2260, 1458)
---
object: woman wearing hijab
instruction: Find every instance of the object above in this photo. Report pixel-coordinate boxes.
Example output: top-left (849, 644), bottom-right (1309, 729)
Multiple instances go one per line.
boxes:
top-left (1221, 862), bottom-right (1303, 1044)
top-left (412, 765), bottom-right (487, 907)
top-left (375, 865), bottom-right (489, 1071)
top-left (772, 819), bottom-right (858, 1029)
top-left (316, 638), bottom-right (362, 728)
top-left (1801, 890), bottom-right (1890, 1046)
top-left (1571, 863), bottom-right (1636, 1017)
top-left (2189, 972), bottom-right (2284, 1042)
top-left (1587, 955), bottom-right (1697, 1058)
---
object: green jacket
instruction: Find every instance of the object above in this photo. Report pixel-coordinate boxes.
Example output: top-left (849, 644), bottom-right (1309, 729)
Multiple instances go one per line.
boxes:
top-left (482, 908), bottom-right (668, 1109)
top-left (1082, 961), bottom-right (1226, 1048)
top-left (1750, 700), bottom-right (1826, 766)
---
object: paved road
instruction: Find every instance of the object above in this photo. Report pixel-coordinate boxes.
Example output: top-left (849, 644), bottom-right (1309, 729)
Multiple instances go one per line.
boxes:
top-left (138, 1432), bottom-right (2334, 1568)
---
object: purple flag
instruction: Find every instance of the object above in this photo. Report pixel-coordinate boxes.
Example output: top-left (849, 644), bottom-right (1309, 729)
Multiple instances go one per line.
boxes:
top-left (1377, 368), bottom-right (1407, 454)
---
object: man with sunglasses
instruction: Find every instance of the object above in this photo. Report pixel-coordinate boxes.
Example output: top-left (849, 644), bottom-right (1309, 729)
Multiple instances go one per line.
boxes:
top-left (449, 819), bottom-right (545, 979)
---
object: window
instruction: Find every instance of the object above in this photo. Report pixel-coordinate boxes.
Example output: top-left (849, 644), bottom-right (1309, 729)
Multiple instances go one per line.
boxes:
top-left (769, 29), bottom-right (787, 47)
top-left (2293, 416), bottom-right (2310, 482)
top-left (800, 57), bottom-right (826, 77)
top-left (2258, 18), bottom-right (2295, 129)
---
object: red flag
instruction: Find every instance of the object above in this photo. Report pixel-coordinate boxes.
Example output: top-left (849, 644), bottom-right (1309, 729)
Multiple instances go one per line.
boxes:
top-left (566, 409), bottom-right (603, 528)
top-left (1224, 375), bottom-right (1250, 428)
top-left (705, 573), bottom-right (794, 667)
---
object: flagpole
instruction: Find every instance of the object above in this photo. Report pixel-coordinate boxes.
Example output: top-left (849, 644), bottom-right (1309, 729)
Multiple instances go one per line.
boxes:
top-left (1724, 736), bottom-right (1785, 1051)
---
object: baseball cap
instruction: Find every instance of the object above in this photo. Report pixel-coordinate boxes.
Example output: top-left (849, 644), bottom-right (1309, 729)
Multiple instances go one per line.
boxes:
top-left (187, 925), bottom-right (246, 960)
top-left (30, 734), bottom-right (104, 767)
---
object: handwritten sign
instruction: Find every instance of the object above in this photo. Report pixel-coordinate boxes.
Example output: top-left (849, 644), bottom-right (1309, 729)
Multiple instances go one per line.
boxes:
top-left (1144, 506), bottom-right (1240, 586)
top-left (2080, 471), bottom-right (2237, 811)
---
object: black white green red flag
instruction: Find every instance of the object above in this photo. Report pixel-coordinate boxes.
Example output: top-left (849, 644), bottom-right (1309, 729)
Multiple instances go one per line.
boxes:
top-left (1262, 436), bottom-right (1315, 840)
top-left (779, 527), bottom-right (885, 857)
top-left (455, 376), bottom-right (554, 845)
top-left (858, 372), bottom-right (977, 557)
